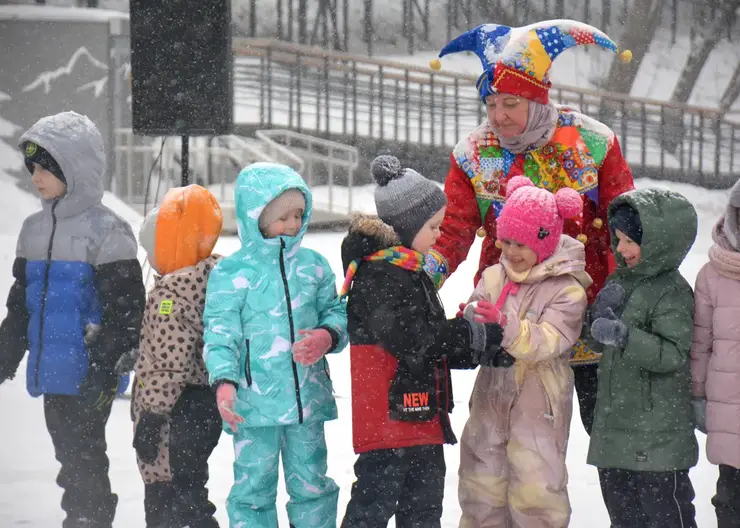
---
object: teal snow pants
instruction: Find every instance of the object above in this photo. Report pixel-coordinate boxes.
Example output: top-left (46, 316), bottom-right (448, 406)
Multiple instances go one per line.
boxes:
top-left (227, 421), bottom-right (339, 528)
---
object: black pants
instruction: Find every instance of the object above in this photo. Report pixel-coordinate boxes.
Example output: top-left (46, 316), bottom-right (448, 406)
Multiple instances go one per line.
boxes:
top-left (573, 363), bottom-right (598, 435)
top-left (714, 464), bottom-right (740, 527)
top-left (341, 444), bottom-right (445, 528)
top-left (44, 394), bottom-right (117, 528)
top-left (144, 386), bottom-right (221, 528)
top-left (598, 467), bottom-right (697, 528)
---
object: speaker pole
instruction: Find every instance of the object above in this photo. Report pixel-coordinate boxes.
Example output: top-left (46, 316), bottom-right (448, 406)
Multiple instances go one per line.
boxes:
top-left (181, 135), bottom-right (189, 186)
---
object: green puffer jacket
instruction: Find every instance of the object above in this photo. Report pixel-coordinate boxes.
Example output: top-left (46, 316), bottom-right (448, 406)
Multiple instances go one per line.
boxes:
top-left (587, 188), bottom-right (699, 471)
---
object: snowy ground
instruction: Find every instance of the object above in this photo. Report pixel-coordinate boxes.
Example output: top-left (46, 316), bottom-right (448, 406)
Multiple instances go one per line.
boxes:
top-left (0, 172), bottom-right (725, 527)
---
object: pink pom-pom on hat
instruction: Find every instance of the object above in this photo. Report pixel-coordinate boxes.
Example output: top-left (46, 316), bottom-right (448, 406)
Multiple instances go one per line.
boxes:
top-left (497, 176), bottom-right (583, 262)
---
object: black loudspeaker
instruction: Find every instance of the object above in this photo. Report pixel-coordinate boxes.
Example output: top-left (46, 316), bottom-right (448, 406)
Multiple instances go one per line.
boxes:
top-left (130, 0), bottom-right (233, 136)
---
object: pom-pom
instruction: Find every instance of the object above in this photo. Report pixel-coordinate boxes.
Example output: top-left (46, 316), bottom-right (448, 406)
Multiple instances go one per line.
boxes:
top-left (577, 233), bottom-right (588, 244)
top-left (505, 176), bottom-right (535, 197)
top-left (592, 218), bottom-right (604, 229)
top-left (429, 58), bottom-right (441, 71)
top-left (371, 155), bottom-right (403, 186)
top-left (619, 49), bottom-right (632, 63)
top-left (554, 187), bottom-right (583, 219)
top-left (494, 239), bottom-right (502, 248)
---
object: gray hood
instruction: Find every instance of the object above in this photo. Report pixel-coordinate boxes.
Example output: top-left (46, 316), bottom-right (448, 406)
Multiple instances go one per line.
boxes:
top-left (19, 111), bottom-right (105, 219)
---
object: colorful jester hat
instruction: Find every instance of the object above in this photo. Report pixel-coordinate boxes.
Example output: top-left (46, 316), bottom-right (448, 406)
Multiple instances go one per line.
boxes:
top-left (430, 20), bottom-right (632, 104)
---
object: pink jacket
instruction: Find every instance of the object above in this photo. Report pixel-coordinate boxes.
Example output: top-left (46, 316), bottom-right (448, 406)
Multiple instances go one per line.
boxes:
top-left (691, 217), bottom-right (740, 469)
top-left (459, 235), bottom-right (591, 527)
top-left (470, 235), bottom-right (592, 401)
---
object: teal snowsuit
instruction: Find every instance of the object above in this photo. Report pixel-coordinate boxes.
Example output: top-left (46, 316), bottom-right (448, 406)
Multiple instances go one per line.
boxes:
top-left (203, 162), bottom-right (348, 528)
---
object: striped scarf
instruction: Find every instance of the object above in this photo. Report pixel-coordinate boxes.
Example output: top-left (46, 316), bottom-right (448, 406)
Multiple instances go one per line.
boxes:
top-left (340, 246), bottom-right (425, 299)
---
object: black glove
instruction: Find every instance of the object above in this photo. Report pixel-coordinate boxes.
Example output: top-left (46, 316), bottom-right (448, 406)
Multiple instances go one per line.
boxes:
top-left (592, 282), bottom-right (626, 321)
top-left (0, 361), bottom-right (17, 385)
top-left (133, 412), bottom-right (168, 464)
top-left (79, 365), bottom-right (119, 410)
top-left (468, 321), bottom-right (515, 368)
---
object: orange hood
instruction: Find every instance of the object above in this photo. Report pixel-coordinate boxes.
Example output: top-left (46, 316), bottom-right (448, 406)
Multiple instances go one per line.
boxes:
top-left (139, 185), bottom-right (223, 275)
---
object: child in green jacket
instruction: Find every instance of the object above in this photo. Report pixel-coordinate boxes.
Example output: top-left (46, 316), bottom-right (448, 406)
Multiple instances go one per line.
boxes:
top-left (587, 188), bottom-right (699, 528)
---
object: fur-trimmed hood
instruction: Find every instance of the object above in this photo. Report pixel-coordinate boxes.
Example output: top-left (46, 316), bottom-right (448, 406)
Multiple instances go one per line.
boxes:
top-left (341, 214), bottom-right (400, 272)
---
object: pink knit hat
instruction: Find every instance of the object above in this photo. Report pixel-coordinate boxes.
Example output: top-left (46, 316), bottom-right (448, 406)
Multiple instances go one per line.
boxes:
top-left (497, 176), bottom-right (583, 262)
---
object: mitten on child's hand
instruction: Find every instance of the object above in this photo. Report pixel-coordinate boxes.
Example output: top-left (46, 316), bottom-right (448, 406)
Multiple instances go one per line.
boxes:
top-left (79, 365), bottom-right (118, 410)
top-left (292, 329), bottom-right (333, 366)
top-left (692, 397), bottom-right (707, 434)
top-left (592, 282), bottom-right (626, 320)
top-left (216, 382), bottom-right (244, 433)
top-left (133, 411), bottom-right (167, 464)
top-left (84, 322), bottom-right (102, 346)
top-left (114, 348), bottom-right (139, 375)
top-left (590, 308), bottom-right (629, 347)
top-left (464, 300), bottom-right (507, 326)
top-left (467, 320), bottom-right (514, 368)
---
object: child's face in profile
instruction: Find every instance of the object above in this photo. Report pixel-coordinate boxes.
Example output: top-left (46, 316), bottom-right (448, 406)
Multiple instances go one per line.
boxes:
top-left (499, 238), bottom-right (538, 273)
top-left (411, 207), bottom-right (446, 255)
top-left (30, 163), bottom-right (66, 201)
top-left (615, 229), bottom-right (641, 268)
top-left (262, 207), bottom-right (304, 238)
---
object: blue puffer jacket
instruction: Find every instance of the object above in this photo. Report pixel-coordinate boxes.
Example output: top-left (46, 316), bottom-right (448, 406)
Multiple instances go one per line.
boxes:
top-left (203, 163), bottom-right (348, 428)
top-left (0, 112), bottom-right (145, 396)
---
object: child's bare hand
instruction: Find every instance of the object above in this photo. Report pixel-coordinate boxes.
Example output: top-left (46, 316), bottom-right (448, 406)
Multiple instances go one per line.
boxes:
top-left (216, 383), bottom-right (244, 432)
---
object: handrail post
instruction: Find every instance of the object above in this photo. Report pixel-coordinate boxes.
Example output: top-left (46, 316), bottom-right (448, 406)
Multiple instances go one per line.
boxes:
top-left (267, 46), bottom-right (273, 127)
top-left (379, 65), bottom-right (385, 138)
top-left (714, 116), bottom-right (722, 178)
top-left (640, 102), bottom-right (646, 169)
top-left (297, 54), bottom-right (303, 132)
top-left (430, 73), bottom-right (435, 146)
top-left (328, 145), bottom-right (334, 213)
top-left (659, 106), bottom-right (665, 179)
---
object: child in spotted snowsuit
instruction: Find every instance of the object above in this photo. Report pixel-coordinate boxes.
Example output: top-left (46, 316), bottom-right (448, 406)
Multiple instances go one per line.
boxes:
top-left (458, 176), bottom-right (591, 528)
top-left (128, 185), bottom-right (224, 528)
top-left (203, 162), bottom-right (348, 528)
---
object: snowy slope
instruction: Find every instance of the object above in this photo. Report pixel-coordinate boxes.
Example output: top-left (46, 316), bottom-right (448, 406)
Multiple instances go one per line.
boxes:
top-left (0, 172), bottom-right (724, 526)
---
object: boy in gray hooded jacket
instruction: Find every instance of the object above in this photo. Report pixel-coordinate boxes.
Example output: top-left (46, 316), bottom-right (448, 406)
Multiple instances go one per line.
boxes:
top-left (0, 111), bottom-right (145, 527)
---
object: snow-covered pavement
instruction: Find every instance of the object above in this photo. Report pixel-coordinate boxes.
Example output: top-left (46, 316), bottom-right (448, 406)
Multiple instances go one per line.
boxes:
top-left (0, 174), bottom-right (724, 526)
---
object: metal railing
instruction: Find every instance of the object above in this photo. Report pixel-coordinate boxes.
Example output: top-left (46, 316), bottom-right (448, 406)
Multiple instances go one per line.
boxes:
top-left (113, 127), bottom-right (360, 222)
top-left (113, 129), bottom-right (270, 208)
top-left (233, 38), bottom-right (740, 181)
top-left (255, 128), bottom-right (359, 214)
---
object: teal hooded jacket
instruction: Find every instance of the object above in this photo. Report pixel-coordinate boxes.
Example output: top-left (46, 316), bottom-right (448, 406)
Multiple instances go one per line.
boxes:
top-left (203, 163), bottom-right (348, 427)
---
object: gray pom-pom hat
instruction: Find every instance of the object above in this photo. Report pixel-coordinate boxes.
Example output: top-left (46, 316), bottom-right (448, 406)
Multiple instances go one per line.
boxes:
top-left (371, 155), bottom-right (447, 248)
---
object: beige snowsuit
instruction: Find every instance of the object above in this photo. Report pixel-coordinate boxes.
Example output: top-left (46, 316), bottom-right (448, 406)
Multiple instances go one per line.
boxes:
top-left (459, 235), bottom-right (590, 528)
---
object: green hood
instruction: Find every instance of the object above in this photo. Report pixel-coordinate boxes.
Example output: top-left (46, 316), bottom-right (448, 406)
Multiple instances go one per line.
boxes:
top-left (608, 188), bottom-right (697, 278)
top-left (234, 162), bottom-right (312, 253)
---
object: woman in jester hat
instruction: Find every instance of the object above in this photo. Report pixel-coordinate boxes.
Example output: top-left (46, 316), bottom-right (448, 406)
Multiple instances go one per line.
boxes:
top-left (424, 20), bottom-right (635, 442)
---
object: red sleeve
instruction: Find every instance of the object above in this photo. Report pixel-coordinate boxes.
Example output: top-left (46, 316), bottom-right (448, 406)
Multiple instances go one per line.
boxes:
top-left (598, 137), bottom-right (635, 216)
top-left (598, 137), bottom-right (635, 274)
top-left (426, 155), bottom-right (480, 288)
